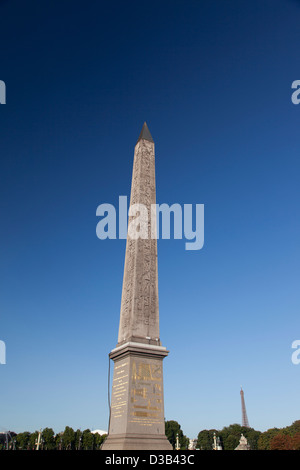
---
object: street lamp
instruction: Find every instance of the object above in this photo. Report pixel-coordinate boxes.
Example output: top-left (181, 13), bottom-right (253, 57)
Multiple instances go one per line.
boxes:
top-left (175, 432), bottom-right (180, 450)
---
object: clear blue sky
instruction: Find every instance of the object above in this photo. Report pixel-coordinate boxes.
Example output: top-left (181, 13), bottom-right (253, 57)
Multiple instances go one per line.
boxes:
top-left (0, 0), bottom-right (300, 438)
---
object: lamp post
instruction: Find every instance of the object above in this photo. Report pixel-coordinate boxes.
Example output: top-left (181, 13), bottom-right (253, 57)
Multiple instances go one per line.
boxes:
top-left (175, 432), bottom-right (180, 450)
top-left (35, 430), bottom-right (42, 450)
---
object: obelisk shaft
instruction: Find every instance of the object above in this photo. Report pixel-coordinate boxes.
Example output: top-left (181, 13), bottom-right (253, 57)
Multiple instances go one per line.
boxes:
top-left (118, 128), bottom-right (159, 346)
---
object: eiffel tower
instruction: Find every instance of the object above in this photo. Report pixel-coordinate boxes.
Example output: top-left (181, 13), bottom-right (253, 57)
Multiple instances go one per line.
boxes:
top-left (240, 387), bottom-right (250, 428)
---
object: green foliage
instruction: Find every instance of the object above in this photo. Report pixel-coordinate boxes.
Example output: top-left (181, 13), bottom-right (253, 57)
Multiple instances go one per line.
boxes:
top-left (292, 433), bottom-right (300, 450)
top-left (216, 424), bottom-right (261, 450)
top-left (257, 428), bottom-right (280, 450)
top-left (29, 431), bottom-right (39, 450)
top-left (74, 429), bottom-right (82, 450)
top-left (224, 434), bottom-right (239, 450)
top-left (16, 432), bottom-right (31, 450)
top-left (165, 420), bottom-right (189, 449)
top-left (219, 424), bottom-right (252, 450)
top-left (82, 429), bottom-right (94, 450)
top-left (62, 426), bottom-right (75, 450)
top-left (94, 432), bottom-right (107, 449)
top-left (269, 433), bottom-right (293, 450)
top-left (196, 424), bottom-right (261, 450)
top-left (11, 418), bottom-right (300, 450)
top-left (196, 429), bottom-right (217, 450)
top-left (13, 427), bottom-right (108, 450)
top-left (55, 432), bottom-right (63, 450)
top-left (258, 421), bottom-right (300, 450)
top-left (285, 420), bottom-right (300, 436)
top-left (42, 427), bottom-right (55, 450)
top-left (243, 428), bottom-right (261, 450)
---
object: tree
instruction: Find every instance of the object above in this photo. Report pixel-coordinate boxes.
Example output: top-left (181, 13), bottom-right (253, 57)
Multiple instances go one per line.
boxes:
top-left (74, 429), bottom-right (83, 450)
top-left (29, 431), bottom-right (39, 450)
top-left (225, 434), bottom-right (239, 450)
top-left (42, 428), bottom-right (55, 450)
top-left (55, 432), bottom-right (63, 450)
top-left (16, 432), bottom-right (31, 450)
top-left (243, 428), bottom-right (261, 450)
top-left (270, 433), bottom-right (293, 450)
top-left (196, 430), bottom-right (217, 450)
top-left (219, 424), bottom-right (246, 450)
top-left (258, 420), bottom-right (300, 450)
top-left (165, 420), bottom-right (189, 449)
top-left (215, 423), bottom-right (261, 450)
top-left (82, 429), bottom-right (94, 450)
top-left (62, 426), bottom-right (75, 450)
top-left (292, 432), bottom-right (300, 450)
top-left (257, 428), bottom-right (281, 450)
top-left (94, 432), bottom-right (107, 449)
top-left (286, 420), bottom-right (300, 436)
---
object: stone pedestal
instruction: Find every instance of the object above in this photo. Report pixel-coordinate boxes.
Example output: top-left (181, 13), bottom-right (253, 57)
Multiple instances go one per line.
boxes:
top-left (101, 342), bottom-right (172, 450)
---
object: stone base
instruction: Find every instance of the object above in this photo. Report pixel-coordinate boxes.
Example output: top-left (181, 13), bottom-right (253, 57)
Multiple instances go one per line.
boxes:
top-left (101, 433), bottom-right (172, 450)
top-left (101, 341), bottom-right (171, 451)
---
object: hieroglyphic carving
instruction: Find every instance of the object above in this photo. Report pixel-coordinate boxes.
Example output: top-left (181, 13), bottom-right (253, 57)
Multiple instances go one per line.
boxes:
top-left (118, 139), bottom-right (159, 343)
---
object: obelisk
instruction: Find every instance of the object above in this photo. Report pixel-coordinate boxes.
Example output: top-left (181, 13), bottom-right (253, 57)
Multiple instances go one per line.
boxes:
top-left (101, 123), bottom-right (172, 450)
